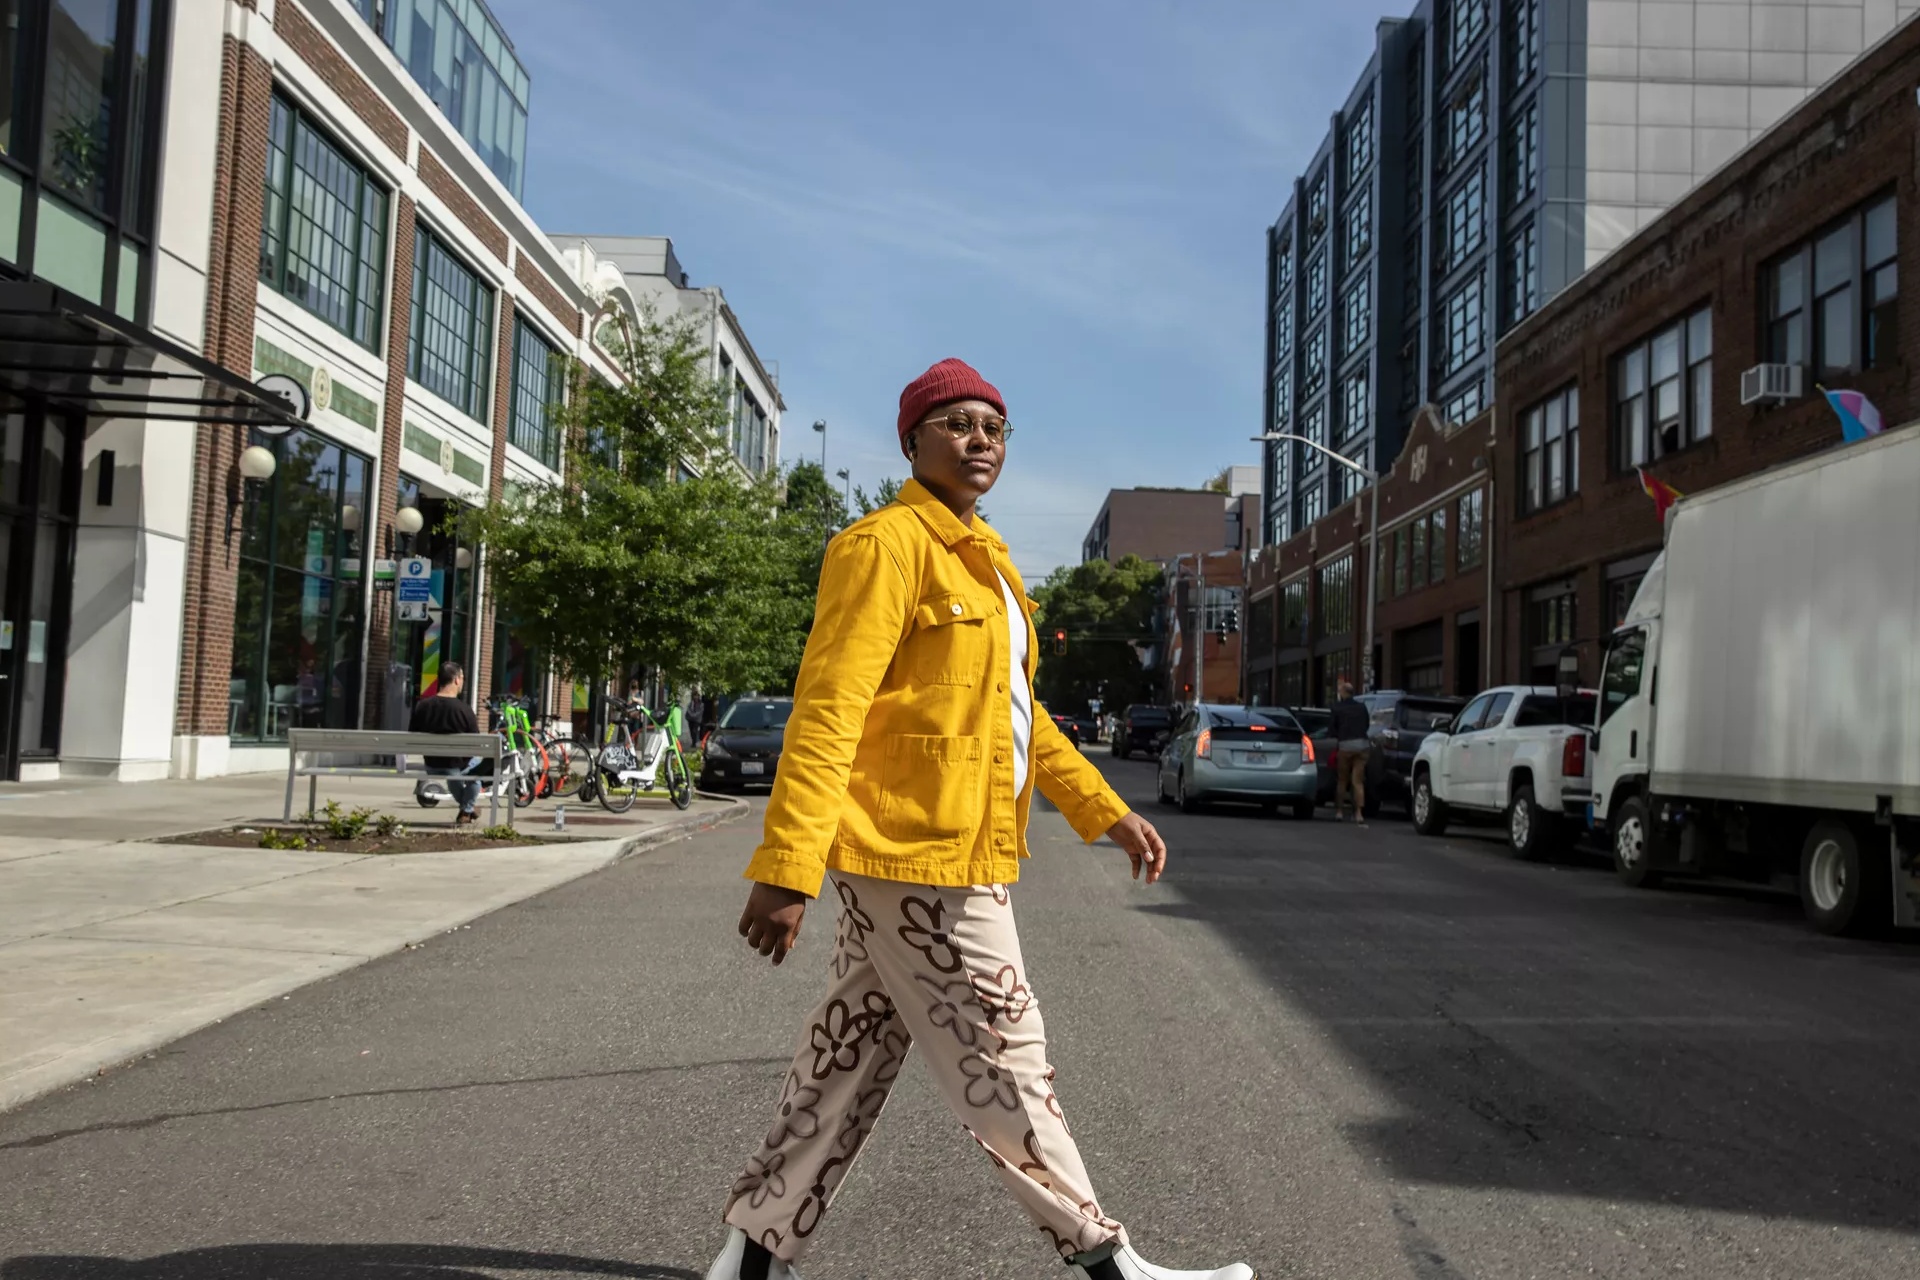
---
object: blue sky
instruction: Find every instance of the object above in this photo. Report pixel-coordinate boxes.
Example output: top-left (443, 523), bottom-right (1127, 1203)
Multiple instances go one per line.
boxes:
top-left (493, 0), bottom-right (1386, 579)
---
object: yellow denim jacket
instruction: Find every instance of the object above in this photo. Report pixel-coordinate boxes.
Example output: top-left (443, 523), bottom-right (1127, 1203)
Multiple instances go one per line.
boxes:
top-left (744, 480), bottom-right (1131, 897)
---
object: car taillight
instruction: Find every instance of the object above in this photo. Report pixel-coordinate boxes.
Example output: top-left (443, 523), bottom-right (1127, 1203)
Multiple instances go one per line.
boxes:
top-left (1302, 736), bottom-right (1316, 764)
top-left (1196, 729), bottom-right (1212, 759)
top-left (1562, 733), bottom-right (1588, 777)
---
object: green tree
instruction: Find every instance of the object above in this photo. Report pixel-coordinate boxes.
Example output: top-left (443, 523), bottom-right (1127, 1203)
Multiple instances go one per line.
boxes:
top-left (468, 307), bottom-right (811, 695)
top-left (1031, 555), bottom-right (1162, 714)
top-left (852, 477), bottom-right (904, 516)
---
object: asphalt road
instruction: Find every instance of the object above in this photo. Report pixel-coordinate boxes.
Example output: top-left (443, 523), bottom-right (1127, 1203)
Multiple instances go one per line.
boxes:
top-left (3, 755), bottom-right (1918, 1280)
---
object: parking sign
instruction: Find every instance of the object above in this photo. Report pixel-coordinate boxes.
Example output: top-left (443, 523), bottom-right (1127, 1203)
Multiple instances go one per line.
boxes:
top-left (397, 556), bottom-right (432, 606)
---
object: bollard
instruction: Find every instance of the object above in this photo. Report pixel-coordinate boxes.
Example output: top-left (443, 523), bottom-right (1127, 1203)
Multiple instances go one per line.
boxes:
top-left (553, 803), bottom-right (566, 832)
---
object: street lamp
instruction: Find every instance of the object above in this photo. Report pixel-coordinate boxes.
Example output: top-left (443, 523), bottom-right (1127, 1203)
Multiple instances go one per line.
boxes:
top-left (812, 419), bottom-right (827, 470)
top-left (1252, 432), bottom-right (1380, 693)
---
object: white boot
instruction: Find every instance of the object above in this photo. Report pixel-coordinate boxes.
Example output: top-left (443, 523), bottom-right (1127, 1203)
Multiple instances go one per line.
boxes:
top-left (705, 1226), bottom-right (804, 1280)
top-left (1069, 1241), bottom-right (1255, 1280)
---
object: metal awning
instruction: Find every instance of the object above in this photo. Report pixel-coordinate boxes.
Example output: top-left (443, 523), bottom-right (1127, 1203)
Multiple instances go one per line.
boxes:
top-left (0, 279), bottom-right (307, 430)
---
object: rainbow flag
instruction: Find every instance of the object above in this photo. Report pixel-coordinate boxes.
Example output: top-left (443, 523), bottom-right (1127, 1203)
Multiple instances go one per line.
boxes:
top-left (1822, 388), bottom-right (1884, 442)
top-left (1637, 467), bottom-right (1684, 522)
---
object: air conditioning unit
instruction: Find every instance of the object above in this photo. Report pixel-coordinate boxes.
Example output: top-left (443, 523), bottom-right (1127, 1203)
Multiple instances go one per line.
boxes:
top-left (1740, 362), bottom-right (1805, 406)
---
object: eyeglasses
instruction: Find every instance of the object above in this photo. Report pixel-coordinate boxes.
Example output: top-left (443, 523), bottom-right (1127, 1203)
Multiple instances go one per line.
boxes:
top-left (918, 411), bottom-right (1014, 445)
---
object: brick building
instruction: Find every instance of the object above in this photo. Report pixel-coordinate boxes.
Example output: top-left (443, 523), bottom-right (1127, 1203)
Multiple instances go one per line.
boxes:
top-left (0, 0), bottom-right (780, 781)
top-left (1081, 481), bottom-right (1259, 567)
top-left (1244, 405), bottom-right (1496, 707)
top-left (1492, 13), bottom-right (1920, 687)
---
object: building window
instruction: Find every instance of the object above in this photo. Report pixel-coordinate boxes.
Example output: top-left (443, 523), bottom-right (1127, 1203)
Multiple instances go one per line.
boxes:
top-left (1281, 579), bottom-right (1309, 646)
top-left (1443, 0), bottom-right (1490, 76)
top-left (1342, 280), bottom-right (1371, 356)
top-left (1273, 232), bottom-right (1294, 296)
top-left (1402, 233), bottom-right (1424, 324)
top-left (1439, 61), bottom-right (1487, 173)
top-left (1614, 306), bottom-right (1712, 470)
top-left (1346, 94), bottom-right (1375, 181)
top-left (1344, 189), bottom-right (1374, 273)
top-left (510, 319), bottom-right (563, 468)
top-left (2, 0), bottom-right (169, 316)
top-left (1428, 504), bottom-right (1448, 582)
top-left (1438, 162), bottom-right (1486, 275)
top-left (1248, 595), bottom-right (1276, 660)
top-left (1335, 461), bottom-right (1365, 506)
top-left (1521, 384), bottom-right (1579, 514)
top-left (1404, 134), bottom-right (1425, 221)
top-left (1392, 525), bottom-right (1409, 595)
top-left (1504, 218), bottom-right (1539, 327)
top-left (1608, 573), bottom-right (1645, 630)
top-left (1272, 366), bottom-right (1293, 428)
top-left (1437, 270), bottom-right (1485, 378)
top-left (1457, 487), bottom-right (1485, 569)
top-left (1764, 193), bottom-right (1898, 374)
top-left (1296, 482), bottom-right (1324, 533)
top-left (1444, 381), bottom-right (1485, 425)
top-left (365, 0), bottom-right (530, 198)
top-left (1526, 583), bottom-right (1577, 682)
top-left (1271, 301), bottom-right (1294, 365)
top-left (1505, 97), bottom-right (1539, 206)
top-left (259, 93), bottom-right (389, 351)
top-left (408, 225), bottom-right (495, 420)
top-left (1303, 327), bottom-right (1328, 398)
top-left (1306, 251), bottom-right (1327, 317)
top-left (1307, 168), bottom-right (1329, 243)
top-left (1411, 516), bottom-right (1429, 589)
top-left (1319, 555), bottom-right (1354, 637)
top-left (1302, 399), bottom-right (1327, 449)
top-left (1404, 41), bottom-right (1426, 127)
top-left (230, 427), bottom-right (371, 743)
top-left (1339, 367), bottom-right (1369, 441)
top-left (1506, 0), bottom-right (1540, 91)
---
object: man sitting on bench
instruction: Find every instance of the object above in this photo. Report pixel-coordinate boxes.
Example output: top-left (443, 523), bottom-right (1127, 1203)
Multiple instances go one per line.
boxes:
top-left (410, 662), bottom-right (488, 825)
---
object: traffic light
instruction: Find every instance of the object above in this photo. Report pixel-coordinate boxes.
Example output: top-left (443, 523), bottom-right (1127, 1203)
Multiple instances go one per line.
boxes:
top-left (1053, 628), bottom-right (1067, 656)
top-left (1217, 606), bottom-right (1240, 637)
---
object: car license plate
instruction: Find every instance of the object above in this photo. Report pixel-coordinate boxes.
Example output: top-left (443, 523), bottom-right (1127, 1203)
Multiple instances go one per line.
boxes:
top-left (741, 762), bottom-right (764, 776)
top-left (1242, 751), bottom-right (1268, 765)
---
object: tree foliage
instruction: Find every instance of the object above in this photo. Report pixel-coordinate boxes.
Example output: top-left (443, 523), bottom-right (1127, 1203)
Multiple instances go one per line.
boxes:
top-left (468, 307), bottom-right (812, 694)
top-left (1031, 555), bottom-right (1163, 714)
top-left (853, 477), bottom-right (904, 516)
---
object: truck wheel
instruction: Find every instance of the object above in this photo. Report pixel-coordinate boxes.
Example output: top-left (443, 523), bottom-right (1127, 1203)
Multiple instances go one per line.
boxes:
top-left (1800, 820), bottom-right (1891, 937)
top-left (1611, 794), bottom-right (1661, 887)
top-left (1412, 771), bottom-right (1449, 836)
top-left (1507, 783), bottom-right (1562, 861)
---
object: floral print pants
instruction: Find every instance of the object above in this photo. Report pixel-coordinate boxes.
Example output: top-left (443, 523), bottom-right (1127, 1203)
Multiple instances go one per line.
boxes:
top-left (723, 872), bottom-right (1128, 1265)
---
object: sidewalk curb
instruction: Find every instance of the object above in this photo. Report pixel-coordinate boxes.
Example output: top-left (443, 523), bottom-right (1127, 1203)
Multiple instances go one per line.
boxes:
top-left (1, 799), bottom-right (751, 1117)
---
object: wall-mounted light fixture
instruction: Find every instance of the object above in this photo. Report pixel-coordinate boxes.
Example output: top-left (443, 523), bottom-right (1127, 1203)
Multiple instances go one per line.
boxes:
top-left (454, 546), bottom-right (473, 570)
top-left (225, 444), bottom-right (278, 544)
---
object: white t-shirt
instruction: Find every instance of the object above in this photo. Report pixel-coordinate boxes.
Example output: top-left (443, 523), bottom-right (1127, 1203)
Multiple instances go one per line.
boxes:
top-left (996, 571), bottom-right (1033, 794)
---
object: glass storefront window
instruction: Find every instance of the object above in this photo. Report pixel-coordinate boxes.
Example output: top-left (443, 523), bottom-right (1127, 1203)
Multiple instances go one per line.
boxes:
top-left (42, 0), bottom-right (120, 212)
top-left (229, 427), bottom-right (370, 742)
top-left (1, 0), bottom-right (27, 159)
top-left (379, 476), bottom-right (477, 727)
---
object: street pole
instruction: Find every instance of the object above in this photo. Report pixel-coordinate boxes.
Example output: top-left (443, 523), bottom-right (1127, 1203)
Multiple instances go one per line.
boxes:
top-left (1194, 553), bottom-right (1205, 705)
top-left (813, 419), bottom-right (827, 472)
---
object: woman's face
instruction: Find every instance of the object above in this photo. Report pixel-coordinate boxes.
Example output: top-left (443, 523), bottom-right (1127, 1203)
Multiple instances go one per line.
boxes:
top-left (908, 398), bottom-right (1007, 503)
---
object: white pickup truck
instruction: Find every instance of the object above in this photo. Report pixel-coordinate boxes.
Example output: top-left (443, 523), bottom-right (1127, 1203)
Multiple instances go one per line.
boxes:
top-left (1410, 684), bottom-right (1596, 859)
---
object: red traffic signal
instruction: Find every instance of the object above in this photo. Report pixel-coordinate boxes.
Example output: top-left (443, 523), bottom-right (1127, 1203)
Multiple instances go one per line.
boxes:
top-left (1052, 629), bottom-right (1067, 656)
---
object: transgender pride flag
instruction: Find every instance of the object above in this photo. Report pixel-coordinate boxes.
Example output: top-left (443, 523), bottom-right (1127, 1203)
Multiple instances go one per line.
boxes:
top-left (1822, 388), bottom-right (1885, 443)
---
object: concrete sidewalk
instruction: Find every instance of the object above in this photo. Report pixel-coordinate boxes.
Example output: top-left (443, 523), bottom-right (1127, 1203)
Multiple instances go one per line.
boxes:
top-left (0, 770), bottom-right (748, 1114)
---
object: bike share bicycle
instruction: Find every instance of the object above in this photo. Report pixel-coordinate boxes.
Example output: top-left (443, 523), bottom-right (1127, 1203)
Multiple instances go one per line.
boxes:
top-left (416, 696), bottom-right (588, 810)
top-left (579, 695), bottom-right (694, 813)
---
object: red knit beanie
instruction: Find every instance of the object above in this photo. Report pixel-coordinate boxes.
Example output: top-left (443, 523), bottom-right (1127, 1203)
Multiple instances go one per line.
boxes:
top-left (896, 358), bottom-right (1005, 458)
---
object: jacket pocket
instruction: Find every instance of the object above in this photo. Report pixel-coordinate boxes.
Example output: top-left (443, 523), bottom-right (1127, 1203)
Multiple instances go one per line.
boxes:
top-left (877, 734), bottom-right (984, 843)
top-left (909, 592), bottom-right (991, 686)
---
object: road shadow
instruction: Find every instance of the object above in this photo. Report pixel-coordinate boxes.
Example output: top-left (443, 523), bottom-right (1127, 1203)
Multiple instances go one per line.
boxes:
top-left (1, 1243), bottom-right (699, 1280)
top-left (1137, 821), bottom-right (1920, 1237)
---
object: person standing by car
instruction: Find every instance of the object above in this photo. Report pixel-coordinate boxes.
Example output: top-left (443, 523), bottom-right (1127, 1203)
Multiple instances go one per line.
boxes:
top-left (1330, 680), bottom-right (1372, 824)
top-left (707, 359), bottom-right (1254, 1280)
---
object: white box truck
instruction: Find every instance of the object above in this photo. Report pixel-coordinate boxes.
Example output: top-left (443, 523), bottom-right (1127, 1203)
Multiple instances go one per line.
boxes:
top-left (1589, 420), bottom-right (1920, 935)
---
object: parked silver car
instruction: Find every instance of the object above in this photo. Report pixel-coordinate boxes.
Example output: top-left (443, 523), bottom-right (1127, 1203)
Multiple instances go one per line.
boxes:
top-left (1155, 704), bottom-right (1319, 818)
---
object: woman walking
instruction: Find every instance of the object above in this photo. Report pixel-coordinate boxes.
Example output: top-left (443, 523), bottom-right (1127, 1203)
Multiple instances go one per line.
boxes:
top-left (704, 359), bottom-right (1254, 1280)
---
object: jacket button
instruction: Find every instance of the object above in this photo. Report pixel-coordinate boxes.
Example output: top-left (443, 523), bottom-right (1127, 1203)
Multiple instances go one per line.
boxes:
top-left (996, 681), bottom-right (1007, 693)
top-left (951, 602), bottom-right (963, 615)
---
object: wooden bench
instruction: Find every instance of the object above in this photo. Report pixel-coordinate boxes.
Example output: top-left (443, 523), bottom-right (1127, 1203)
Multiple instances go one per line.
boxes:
top-left (284, 729), bottom-right (519, 826)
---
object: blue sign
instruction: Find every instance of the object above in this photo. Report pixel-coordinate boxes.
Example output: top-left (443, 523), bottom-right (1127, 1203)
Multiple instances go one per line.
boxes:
top-left (397, 556), bottom-right (433, 605)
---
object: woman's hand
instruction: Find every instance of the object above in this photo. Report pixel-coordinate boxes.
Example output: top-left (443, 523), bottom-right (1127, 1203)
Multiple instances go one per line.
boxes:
top-left (1105, 813), bottom-right (1169, 884)
top-left (738, 882), bottom-right (810, 965)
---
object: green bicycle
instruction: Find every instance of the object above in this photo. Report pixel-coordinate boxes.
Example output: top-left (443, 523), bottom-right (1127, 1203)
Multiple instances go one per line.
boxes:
top-left (586, 697), bottom-right (694, 813)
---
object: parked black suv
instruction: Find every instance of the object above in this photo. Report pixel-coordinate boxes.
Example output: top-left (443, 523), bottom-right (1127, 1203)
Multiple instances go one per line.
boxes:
top-left (1358, 691), bottom-right (1468, 816)
top-left (1111, 704), bottom-right (1173, 759)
